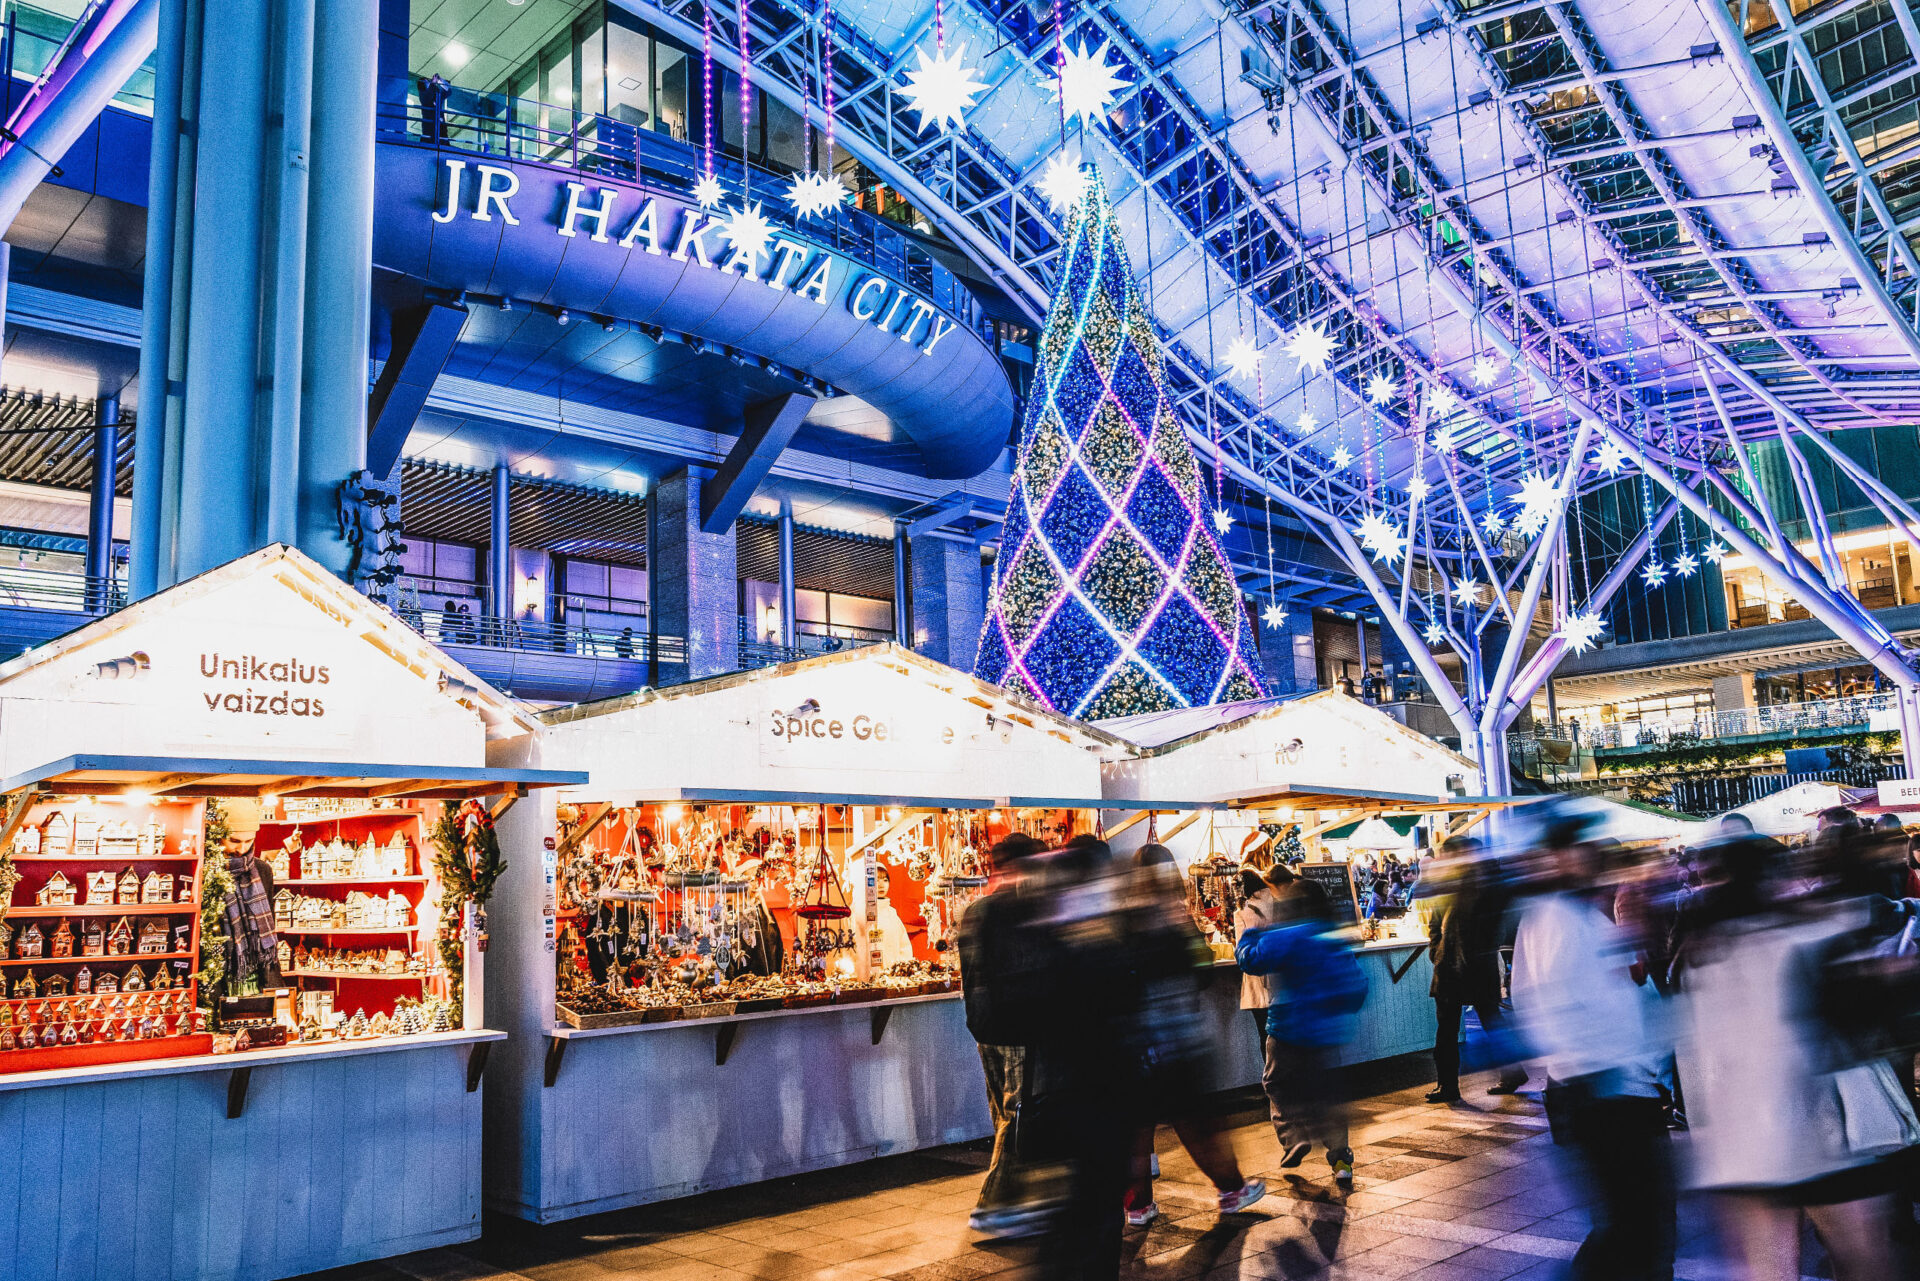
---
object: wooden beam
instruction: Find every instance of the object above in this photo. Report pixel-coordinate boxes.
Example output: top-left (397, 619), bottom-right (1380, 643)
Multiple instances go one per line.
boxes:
top-left (558, 802), bottom-right (614, 859)
top-left (1102, 811), bottom-right (1150, 839)
top-left (489, 791), bottom-right (524, 822)
top-left (1157, 811), bottom-right (1205, 843)
top-left (262, 776), bottom-right (361, 798)
top-left (846, 809), bottom-right (934, 861)
top-left (0, 789), bottom-right (37, 853)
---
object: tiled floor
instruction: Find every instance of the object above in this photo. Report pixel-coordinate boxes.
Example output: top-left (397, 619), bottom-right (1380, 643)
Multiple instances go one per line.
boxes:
top-left (315, 1066), bottom-right (1862, 1281)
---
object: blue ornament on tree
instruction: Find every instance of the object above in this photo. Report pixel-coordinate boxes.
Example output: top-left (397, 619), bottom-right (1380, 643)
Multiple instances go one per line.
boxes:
top-left (974, 164), bottom-right (1265, 718)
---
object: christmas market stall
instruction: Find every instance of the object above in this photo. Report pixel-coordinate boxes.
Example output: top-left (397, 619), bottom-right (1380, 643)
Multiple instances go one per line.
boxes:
top-left (0, 547), bottom-right (583, 1281)
top-left (481, 643), bottom-right (1128, 1222)
top-left (1098, 691), bottom-right (1522, 1077)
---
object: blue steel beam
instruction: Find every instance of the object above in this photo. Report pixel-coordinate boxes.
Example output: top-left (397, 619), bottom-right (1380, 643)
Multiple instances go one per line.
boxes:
top-left (367, 301), bottom-right (470, 477)
top-left (699, 392), bottom-right (816, 534)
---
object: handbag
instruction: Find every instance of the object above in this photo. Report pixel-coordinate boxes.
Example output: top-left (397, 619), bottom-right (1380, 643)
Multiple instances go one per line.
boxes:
top-left (1833, 1058), bottom-right (1920, 1160)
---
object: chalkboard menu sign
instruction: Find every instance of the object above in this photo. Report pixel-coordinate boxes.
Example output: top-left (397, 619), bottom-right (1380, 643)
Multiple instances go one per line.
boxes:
top-left (1297, 862), bottom-right (1360, 924)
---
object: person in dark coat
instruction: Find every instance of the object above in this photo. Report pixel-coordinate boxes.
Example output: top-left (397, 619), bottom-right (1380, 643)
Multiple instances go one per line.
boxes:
top-left (1426, 838), bottom-right (1527, 1102)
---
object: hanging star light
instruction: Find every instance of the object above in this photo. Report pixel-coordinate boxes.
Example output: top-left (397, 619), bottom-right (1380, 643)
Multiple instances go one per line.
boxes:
top-left (787, 171), bottom-right (836, 219)
top-left (1223, 335), bottom-right (1259, 381)
top-left (1432, 422), bottom-right (1458, 454)
top-left (1428, 384), bottom-right (1459, 417)
top-left (1330, 444), bottom-right (1352, 469)
top-left (1512, 471), bottom-right (1561, 538)
top-left (813, 169), bottom-right (851, 212)
top-left (1701, 541), bottom-right (1729, 565)
top-left (1470, 354), bottom-right (1501, 388)
top-left (1354, 511), bottom-right (1403, 560)
top-left (1285, 320), bottom-right (1338, 374)
top-left (722, 201), bottom-right (775, 262)
top-left (1592, 437), bottom-right (1632, 476)
top-left (1481, 509), bottom-right (1507, 537)
top-left (1558, 611), bottom-right (1608, 655)
top-left (1366, 373), bottom-right (1396, 405)
top-left (692, 172), bottom-right (726, 210)
top-left (1053, 39), bottom-right (1128, 126)
top-left (1211, 507), bottom-right (1234, 535)
top-left (1408, 476), bottom-right (1431, 502)
top-left (1295, 408), bottom-right (1318, 434)
top-left (1262, 602), bottom-right (1288, 629)
top-left (1423, 619), bottom-right (1448, 645)
top-left (899, 40), bottom-right (986, 134)
top-left (1451, 578), bottom-right (1483, 607)
top-left (1642, 557), bottom-right (1668, 587)
top-left (1673, 552), bottom-right (1699, 577)
top-left (1038, 149), bottom-right (1086, 215)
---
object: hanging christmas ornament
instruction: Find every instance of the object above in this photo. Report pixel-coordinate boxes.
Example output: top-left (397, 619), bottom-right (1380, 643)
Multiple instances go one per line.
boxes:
top-left (1451, 578), bottom-right (1483, 607)
top-left (1211, 507), bottom-right (1234, 535)
top-left (1592, 437), bottom-right (1631, 476)
top-left (1480, 508), bottom-right (1507, 537)
top-left (1354, 512), bottom-right (1403, 561)
top-left (1422, 619), bottom-right (1447, 645)
top-left (1295, 408), bottom-right (1318, 434)
top-left (722, 201), bottom-right (775, 263)
top-left (1511, 471), bottom-right (1560, 538)
top-left (900, 42), bottom-right (986, 134)
top-left (1428, 384), bottom-right (1459, 417)
top-left (1038, 148), bottom-right (1087, 214)
top-left (695, 1), bottom-right (723, 209)
top-left (1365, 373), bottom-right (1395, 405)
top-left (1223, 335), bottom-right (1259, 381)
top-left (1284, 320), bottom-right (1338, 374)
top-left (1701, 541), bottom-right (1728, 565)
top-left (1673, 551), bottom-right (1699, 578)
top-left (1330, 443), bottom-right (1352, 469)
top-left (1408, 476), bottom-right (1430, 502)
top-left (1557, 611), bottom-right (1607, 654)
top-left (1432, 421), bottom-right (1458, 454)
top-left (1052, 38), bottom-right (1128, 125)
top-left (1262, 602), bottom-right (1288, 629)
top-left (1642, 557), bottom-right (1668, 587)
top-left (1469, 353), bottom-right (1501, 388)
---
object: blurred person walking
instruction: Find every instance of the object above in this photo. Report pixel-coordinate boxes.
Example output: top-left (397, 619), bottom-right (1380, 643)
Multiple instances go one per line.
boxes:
top-left (1237, 870), bottom-right (1366, 1186)
top-left (1236, 867), bottom-right (1283, 1054)
top-left (958, 832), bottom-right (1051, 1239)
top-left (1424, 838), bottom-right (1527, 1102)
top-left (1510, 811), bottom-right (1676, 1281)
top-left (1678, 830), bottom-right (1918, 1281)
top-left (1121, 845), bottom-right (1266, 1226)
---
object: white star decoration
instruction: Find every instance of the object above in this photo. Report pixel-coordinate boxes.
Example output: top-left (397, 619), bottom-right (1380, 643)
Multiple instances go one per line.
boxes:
top-left (1428, 384), bottom-right (1459, 417)
top-left (692, 172), bottom-right (726, 210)
top-left (1557, 611), bottom-right (1607, 655)
top-left (722, 201), bottom-right (775, 262)
top-left (1211, 507), bottom-right (1234, 535)
top-left (1285, 320), bottom-right (1338, 374)
top-left (1512, 471), bottom-right (1561, 538)
top-left (1038, 150), bottom-right (1087, 216)
top-left (1223, 335), bottom-right (1259, 381)
top-left (1481, 509), bottom-right (1507, 537)
top-left (1702, 541), bottom-right (1728, 564)
top-left (1366, 374), bottom-right (1396, 405)
top-left (1592, 437), bottom-right (1632, 476)
top-left (899, 41), bottom-right (986, 135)
top-left (1470, 354), bottom-right (1501, 388)
top-left (1452, 578), bottom-right (1483, 607)
top-left (1330, 444), bottom-right (1352, 469)
top-left (1295, 409), bottom-right (1319, 434)
top-left (1408, 476), bottom-right (1431, 502)
top-left (1642, 557), bottom-right (1668, 587)
top-left (1263, 602), bottom-right (1288, 629)
top-left (1053, 39), bottom-right (1129, 126)
top-left (1432, 422), bottom-right (1458, 454)
top-left (787, 171), bottom-right (832, 219)
top-left (1673, 552), bottom-right (1699, 578)
top-left (1355, 511), bottom-right (1403, 561)
top-left (1423, 619), bottom-right (1448, 645)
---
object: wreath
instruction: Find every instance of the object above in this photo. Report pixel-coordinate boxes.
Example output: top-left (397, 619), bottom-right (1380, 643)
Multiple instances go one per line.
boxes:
top-left (430, 799), bottom-right (507, 1008)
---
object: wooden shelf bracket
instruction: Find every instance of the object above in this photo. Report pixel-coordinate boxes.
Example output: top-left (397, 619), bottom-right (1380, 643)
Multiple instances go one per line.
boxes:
top-left (542, 1035), bottom-right (566, 1088)
top-left (226, 1067), bottom-right (252, 1119)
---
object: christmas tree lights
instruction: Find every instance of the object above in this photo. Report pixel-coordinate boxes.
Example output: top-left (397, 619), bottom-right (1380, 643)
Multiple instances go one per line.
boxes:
top-left (974, 165), bottom-right (1265, 718)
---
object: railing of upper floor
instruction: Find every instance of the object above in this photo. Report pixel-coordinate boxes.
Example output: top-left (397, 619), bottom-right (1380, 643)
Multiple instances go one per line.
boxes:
top-left (1511, 691), bottom-right (1902, 754)
top-left (735, 617), bottom-right (891, 669)
top-left (377, 89), bottom-right (995, 348)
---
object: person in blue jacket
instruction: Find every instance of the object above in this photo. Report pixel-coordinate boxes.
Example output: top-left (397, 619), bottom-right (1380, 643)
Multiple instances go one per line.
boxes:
top-left (1236, 873), bottom-right (1367, 1185)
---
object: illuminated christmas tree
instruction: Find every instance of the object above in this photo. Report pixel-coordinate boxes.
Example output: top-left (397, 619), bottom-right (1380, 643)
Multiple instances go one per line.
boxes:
top-left (974, 165), bottom-right (1264, 718)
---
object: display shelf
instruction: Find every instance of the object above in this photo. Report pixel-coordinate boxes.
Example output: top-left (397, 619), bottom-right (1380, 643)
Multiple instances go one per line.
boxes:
top-left (5, 903), bottom-right (193, 917)
top-left (278, 876), bottom-right (427, 887)
top-left (2, 990), bottom-right (191, 1005)
top-left (278, 925), bottom-right (418, 936)
top-left (259, 809), bottom-right (419, 827)
top-left (7, 854), bottom-right (200, 862)
top-left (0, 1027), bottom-right (505, 1093)
top-left (549, 989), bottom-right (961, 1040)
top-left (1, 951), bottom-right (193, 967)
top-left (287, 968), bottom-right (437, 981)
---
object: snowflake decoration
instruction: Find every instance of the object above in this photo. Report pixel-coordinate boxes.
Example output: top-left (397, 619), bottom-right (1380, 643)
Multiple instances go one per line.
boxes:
top-left (1511, 471), bottom-right (1561, 538)
top-left (692, 172), bottom-right (726, 210)
top-left (1673, 552), bottom-right (1699, 578)
top-left (900, 41), bottom-right (987, 135)
top-left (1591, 437), bottom-right (1632, 477)
top-left (1285, 320), bottom-right (1338, 374)
top-left (1366, 373), bottom-right (1396, 405)
top-left (1262, 602), bottom-right (1288, 630)
top-left (1354, 511), bottom-right (1403, 561)
top-left (1295, 408), bottom-right (1319, 434)
top-left (1423, 619), bottom-right (1448, 645)
top-left (722, 201), bottom-right (775, 263)
top-left (1557, 611), bottom-right (1607, 655)
top-left (1223, 335), bottom-right (1259, 381)
top-left (1470, 354), bottom-right (1502, 388)
top-left (1408, 476), bottom-right (1431, 502)
top-left (1053, 39), bottom-right (1128, 126)
top-left (1642, 557), bottom-right (1668, 588)
top-left (1211, 507), bottom-right (1234, 536)
top-left (1451, 578), bottom-right (1483, 608)
top-left (1038, 149), bottom-right (1087, 215)
top-left (787, 171), bottom-right (838, 219)
top-left (1432, 422), bottom-right (1458, 454)
top-left (1428, 384), bottom-right (1459, 417)
top-left (1330, 444), bottom-right (1352, 469)
top-left (1701, 541), bottom-right (1728, 565)
top-left (1481, 509), bottom-right (1507, 537)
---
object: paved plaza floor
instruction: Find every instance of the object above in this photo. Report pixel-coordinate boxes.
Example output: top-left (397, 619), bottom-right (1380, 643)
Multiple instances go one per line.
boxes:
top-left (314, 1065), bottom-right (1872, 1281)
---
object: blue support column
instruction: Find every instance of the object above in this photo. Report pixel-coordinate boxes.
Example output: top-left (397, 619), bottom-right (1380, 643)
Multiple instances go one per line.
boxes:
top-left (778, 500), bottom-right (797, 651)
top-left (908, 536), bottom-right (985, 671)
top-left (649, 468), bottom-right (738, 682)
top-left (892, 522), bottom-right (909, 643)
top-left (1256, 607), bottom-right (1316, 695)
top-left (489, 463), bottom-right (511, 622)
top-left (86, 397), bottom-right (119, 611)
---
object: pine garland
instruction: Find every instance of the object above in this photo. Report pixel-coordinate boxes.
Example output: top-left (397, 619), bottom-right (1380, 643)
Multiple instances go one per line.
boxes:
top-left (195, 800), bottom-right (235, 998)
top-left (430, 799), bottom-right (506, 1009)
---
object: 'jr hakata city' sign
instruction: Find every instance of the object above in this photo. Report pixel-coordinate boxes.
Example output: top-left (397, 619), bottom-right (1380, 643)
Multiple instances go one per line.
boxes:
top-left (431, 158), bottom-right (960, 357)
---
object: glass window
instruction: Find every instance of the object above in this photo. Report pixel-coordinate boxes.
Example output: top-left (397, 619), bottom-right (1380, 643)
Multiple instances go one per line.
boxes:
top-left (607, 23), bottom-right (652, 128)
top-left (579, 20), bottom-right (605, 118)
top-left (655, 43), bottom-right (690, 139)
top-left (827, 593), bottom-right (892, 635)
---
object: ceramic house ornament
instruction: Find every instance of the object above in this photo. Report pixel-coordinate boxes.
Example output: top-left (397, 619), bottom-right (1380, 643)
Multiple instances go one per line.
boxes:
top-left (18, 923), bottom-right (43, 958)
top-left (98, 821), bottom-right (137, 858)
top-left (82, 920), bottom-right (104, 956)
top-left (44, 973), bottom-right (68, 998)
top-left (106, 918), bottom-right (132, 956)
top-left (84, 870), bottom-right (115, 904)
top-left (137, 822), bottom-right (165, 858)
top-left (122, 965), bottom-right (145, 993)
top-left (272, 889), bottom-right (293, 926)
top-left (50, 921), bottom-right (73, 958)
top-left (11, 822), bottom-right (39, 855)
top-left (137, 921), bottom-right (168, 955)
top-left (72, 812), bottom-right (98, 857)
top-left (40, 812), bottom-right (70, 857)
top-left (141, 871), bottom-right (173, 904)
top-left (36, 870), bottom-right (76, 907)
top-left (75, 964), bottom-right (91, 994)
top-left (93, 971), bottom-right (116, 995)
top-left (115, 867), bottom-right (139, 905)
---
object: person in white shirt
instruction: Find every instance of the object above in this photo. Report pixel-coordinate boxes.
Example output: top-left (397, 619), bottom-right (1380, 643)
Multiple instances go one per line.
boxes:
top-left (1510, 817), bottom-right (1675, 1281)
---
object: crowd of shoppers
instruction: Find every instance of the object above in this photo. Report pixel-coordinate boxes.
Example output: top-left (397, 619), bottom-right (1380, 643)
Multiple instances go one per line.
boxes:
top-left (955, 800), bottom-right (1920, 1281)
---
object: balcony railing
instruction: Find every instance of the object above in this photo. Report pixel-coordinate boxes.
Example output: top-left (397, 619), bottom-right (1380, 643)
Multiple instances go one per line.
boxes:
top-left (1513, 691), bottom-right (1902, 752)
top-left (380, 90), bottom-right (992, 344)
top-left (0, 565), bottom-right (125, 615)
top-left (736, 618), bottom-right (891, 669)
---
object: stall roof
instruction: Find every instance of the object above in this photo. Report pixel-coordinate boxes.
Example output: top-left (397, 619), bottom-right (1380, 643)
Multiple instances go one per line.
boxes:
top-left (1222, 784), bottom-right (1531, 812)
top-left (0, 754), bottom-right (586, 800)
top-left (1094, 694), bottom-right (1313, 749)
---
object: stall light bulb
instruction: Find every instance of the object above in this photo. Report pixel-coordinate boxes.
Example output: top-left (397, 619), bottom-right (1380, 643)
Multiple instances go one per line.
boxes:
top-left (262, 794), bottom-right (278, 808)
top-left (888, 807), bottom-right (902, 821)
top-left (664, 804), bottom-right (685, 823)
top-left (834, 955), bottom-right (855, 977)
top-left (125, 792), bottom-right (155, 807)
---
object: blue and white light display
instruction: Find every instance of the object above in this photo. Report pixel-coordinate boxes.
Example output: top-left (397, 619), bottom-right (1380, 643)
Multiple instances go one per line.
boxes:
top-left (973, 166), bottom-right (1265, 718)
